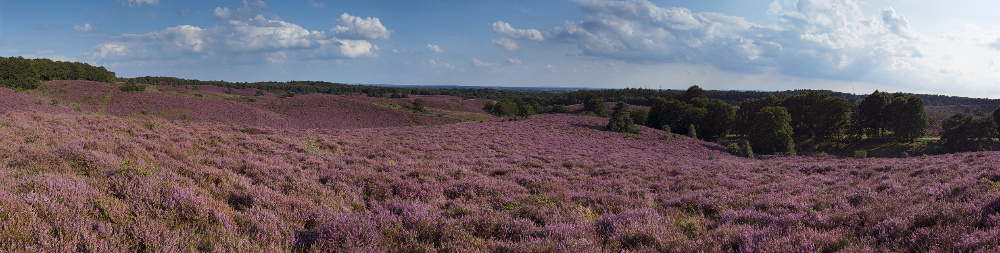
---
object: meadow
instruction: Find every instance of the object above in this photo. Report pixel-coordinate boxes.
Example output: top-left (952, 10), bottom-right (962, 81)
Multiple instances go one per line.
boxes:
top-left (1, 81), bottom-right (1000, 252)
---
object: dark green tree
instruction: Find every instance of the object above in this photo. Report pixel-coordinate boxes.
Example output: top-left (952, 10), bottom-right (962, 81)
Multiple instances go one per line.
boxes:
top-left (809, 96), bottom-right (851, 143)
top-left (781, 92), bottom-right (827, 140)
top-left (606, 102), bottom-right (640, 134)
top-left (991, 105), bottom-right (1000, 135)
top-left (749, 106), bottom-right (795, 155)
top-left (888, 95), bottom-right (928, 142)
top-left (583, 94), bottom-right (606, 117)
top-left (0, 56), bottom-right (40, 90)
top-left (940, 114), bottom-right (996, 152)
top-left (700, 99), bottom-right (735, 142)
top-left (680, 85), bottom-right (706, 103)
top-left (735, 96), bottom-right (781, 136)
top-left (412, 98), bottom-right (426, 112)
top-left (630, 108), bottom-right (649, 126)
top-left (854, 90), bottom-right (890, 138)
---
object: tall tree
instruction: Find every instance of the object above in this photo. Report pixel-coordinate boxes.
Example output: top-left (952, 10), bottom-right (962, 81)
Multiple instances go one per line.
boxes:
top-left (809, 96), bottom-right (852, 143)
top-left (854, 90), bottom-right (891, 138)
top-left (700, 99), bottom-right (735, 142)
top-left (750, 106), bottom-right (795, 155)
top-left (889, 95), bottom-right (928, 142)
top-left (735, 96), bottom-right (781, 136)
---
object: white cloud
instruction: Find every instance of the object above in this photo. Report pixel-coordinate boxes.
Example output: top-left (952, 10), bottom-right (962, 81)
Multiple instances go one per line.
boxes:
top-left (225, 15), bottom-right (321, 52)
top-left (545, 64), bottom-right (556, 72)
top-left (545, 0), bottom-right (925, 82)
top-left (213, 7), bottom-right (232, 21)
top-left (332, 13), bottom-right (391, 40)
top-left (89, 43), bottom-right (131, 59)
top-left (308, 0), bottom-right (327, 9)
top-left (91, 1), bottom-right (389, 63)
top-left (426, 44), bottom-right (443, 54)
top-left (121, 0), bottom-right (157, 7)
top-left (492, 38), bottom-right (519, 51)
top-left (472, 58), bottom-right (497, 67)
top-left (491, 21), bottom-right (543, 41)
top-left (428, 60), bottom-right (455, 70)
top-left (74, 23), bottom-right (93, 32)
top-left (507, 58), bottom-right (522, 64)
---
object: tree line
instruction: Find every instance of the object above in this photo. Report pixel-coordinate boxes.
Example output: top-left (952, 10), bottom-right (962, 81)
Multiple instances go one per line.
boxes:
top-left (0, 57), bottom-right (116, 90)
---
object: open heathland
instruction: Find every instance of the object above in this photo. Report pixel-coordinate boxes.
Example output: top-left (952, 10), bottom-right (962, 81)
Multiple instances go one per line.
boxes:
top-left (2, 81), bottom-right (1000, 252)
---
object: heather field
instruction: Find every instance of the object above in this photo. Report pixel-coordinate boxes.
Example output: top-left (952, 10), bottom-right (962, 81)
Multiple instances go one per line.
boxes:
top-left (5, 83), bottom-right (1000, 252)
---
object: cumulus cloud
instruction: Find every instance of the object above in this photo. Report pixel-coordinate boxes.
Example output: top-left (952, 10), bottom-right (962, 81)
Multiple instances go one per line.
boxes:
top-left (491, 21), bottom-right (543, 41)
top-left (489, 21), bottom-right (543, 51)
top-left (332, 13), bottom-right (391, 40)
top-left (74, 23), bottom-right (93, 32)
top-left (121, 0), bottom-right (157, 7)
top-left (492, 38), bottom-right (519, 51)
top-left (91, 1), bottom-right (389, 62)
top-left (507, 58), bottom-right (522, 64)
top-left (544, 0), bottom-right (925, 81)
top-left (426, 44), bottom-right (443, 54)
top-left (88, 43), bottom-right (131, 59)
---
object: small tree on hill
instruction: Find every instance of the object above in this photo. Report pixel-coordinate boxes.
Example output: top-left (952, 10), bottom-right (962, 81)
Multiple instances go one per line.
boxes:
top-left (118, 79), bottom-right (146, 93)
top-left (606, 102), bottom-right (640, 134)
top-left (412, 98), bottom-right (427, 112)
top-left (687, 124), bottom-right (697, 139)
top-left (630, 108), bottom-right (649, 126)
top-left (749, 106), bottom-right (794, 155)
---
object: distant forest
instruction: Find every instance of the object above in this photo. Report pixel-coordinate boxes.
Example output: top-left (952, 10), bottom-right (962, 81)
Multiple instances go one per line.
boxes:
top-left (0, 56), bottom-right (116, 90)
top-left (129, 76), bottom-right (999, 107)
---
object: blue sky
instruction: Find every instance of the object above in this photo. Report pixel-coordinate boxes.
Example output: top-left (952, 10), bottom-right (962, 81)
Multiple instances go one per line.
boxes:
top-left (5, 0), bottom-right (1000, 98)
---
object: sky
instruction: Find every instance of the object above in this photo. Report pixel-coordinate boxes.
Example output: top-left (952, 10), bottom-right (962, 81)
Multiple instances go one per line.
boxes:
top-left (5, 0), bottom-right (1000, 98)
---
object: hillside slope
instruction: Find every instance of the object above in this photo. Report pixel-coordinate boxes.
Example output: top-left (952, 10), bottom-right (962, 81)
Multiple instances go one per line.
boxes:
top-left (2, 85), bottom-right (1000, 251)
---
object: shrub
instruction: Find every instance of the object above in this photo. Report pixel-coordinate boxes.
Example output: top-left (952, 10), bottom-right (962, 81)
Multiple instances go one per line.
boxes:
top-left (742, 140), bottom-right (755, 159)
top-left (687, 124), bottom-right (697, 140)
top-left (550, 104), bottom-right (570, 114)
top-left (606, 102), bottom-right (640, 135)
top-left (726, 143), bottom-right (740, 156)
top-left (118, 79), bottom-right (146, 93)
top-left (255, 90), bottom-right (266, 96)
top-left (853, 150), bottom-right (867, 159)
top-left (662, 125), bottom-right (671, 133)
top-left (412, 98), bottom-right (427, 113)
top-left (584, 95), bottom-right (606, 117)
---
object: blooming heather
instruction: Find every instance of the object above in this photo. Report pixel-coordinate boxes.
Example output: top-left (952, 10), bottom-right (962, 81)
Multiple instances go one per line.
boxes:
top-left (1, 83), bottom-right (1000, 251)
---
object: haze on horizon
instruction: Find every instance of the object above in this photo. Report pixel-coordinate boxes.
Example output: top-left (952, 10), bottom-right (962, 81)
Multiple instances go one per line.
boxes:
top-left (4, 0), bottom-right (1000, 98)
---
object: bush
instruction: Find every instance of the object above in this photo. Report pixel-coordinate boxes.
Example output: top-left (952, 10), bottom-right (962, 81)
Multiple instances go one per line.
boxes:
top-left (742, 140), bottom-right (755, 159)
top-left (118, 79), bottom-right (146, 93)
top-left (606, 102), bottom-right (640, 135)
top-left (662, 125), bottom-right (671, 133)
top-left (853, 150), bottom-right (867, 159)
top-left (687, 124), bottom-right (697, 140)
top-left (412, 98), bottom-right (427, 112)
top-left (726, 143), bottom-right (740, 155)
top-left (255, 90), bottom-right (266, 96)
top-left (550, 104), bottom-right (570, 114)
